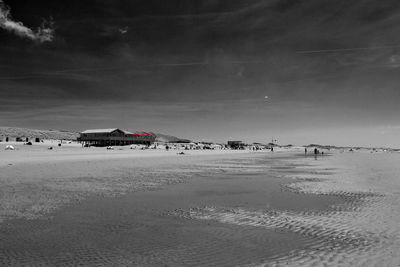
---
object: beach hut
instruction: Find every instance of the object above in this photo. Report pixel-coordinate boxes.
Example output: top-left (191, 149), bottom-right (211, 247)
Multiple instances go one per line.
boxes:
top-left (227, 141), bottom-right (244, 150)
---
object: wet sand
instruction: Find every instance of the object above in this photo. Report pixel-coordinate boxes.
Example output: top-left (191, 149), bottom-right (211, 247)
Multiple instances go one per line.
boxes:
top-left (0, 173), bottom-right (336, 266)
top-left (1, 145), bottom-right (399, 266)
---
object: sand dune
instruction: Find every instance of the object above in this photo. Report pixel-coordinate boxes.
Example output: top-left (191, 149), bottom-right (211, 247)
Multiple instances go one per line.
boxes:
top-left (0, 127), bottom-right (188, 143)
top-left (0, 127), bottom-right (78, 140)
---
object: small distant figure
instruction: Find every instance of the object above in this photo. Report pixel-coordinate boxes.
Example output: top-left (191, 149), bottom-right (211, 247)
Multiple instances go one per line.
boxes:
top-left (305, 148), bottom-right (307, 154)
top-left (166, 145), bottom-right (169, 151)
top-left (271, 146), bottom-right (274, 152)
top-left (58, 143), bottom-right (61, 147)
top-left (314, 148), bottom-right (318, 155)
top-left (48, 147), bottom-right (53, 150)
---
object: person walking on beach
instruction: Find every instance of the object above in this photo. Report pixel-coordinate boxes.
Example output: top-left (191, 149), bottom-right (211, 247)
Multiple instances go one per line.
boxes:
top-left (305, 148), bottom-right (307, 154)
top-left (313, 148), bottom-right (319, 160)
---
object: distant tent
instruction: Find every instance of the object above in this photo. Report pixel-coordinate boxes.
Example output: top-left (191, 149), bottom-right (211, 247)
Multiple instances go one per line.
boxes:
top-left (5, 145), bottom-right (14, 150)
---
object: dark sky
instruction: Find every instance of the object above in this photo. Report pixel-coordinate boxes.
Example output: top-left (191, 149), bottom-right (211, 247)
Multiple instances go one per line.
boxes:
top-left (1, 0), bottom-right (400, 147)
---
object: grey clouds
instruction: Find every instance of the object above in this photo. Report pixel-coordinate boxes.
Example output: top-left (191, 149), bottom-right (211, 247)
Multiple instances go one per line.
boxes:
top-left (1, 0), bottom-right (400, 147)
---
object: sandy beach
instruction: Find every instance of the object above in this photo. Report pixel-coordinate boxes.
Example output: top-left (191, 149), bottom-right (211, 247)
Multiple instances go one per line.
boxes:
top-left (0, 142), bottom-right (257, 221)
top-left (3, 1), bottom-right (400, 266)
top-left (1, 144), bottom-right (400, 266)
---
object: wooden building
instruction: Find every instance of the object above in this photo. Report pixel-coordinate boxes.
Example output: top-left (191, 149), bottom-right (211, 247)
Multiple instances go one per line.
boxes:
top-left (78, 128), bottom-right (155, 147)
top-left (227, 140), bottom-right (245, 150)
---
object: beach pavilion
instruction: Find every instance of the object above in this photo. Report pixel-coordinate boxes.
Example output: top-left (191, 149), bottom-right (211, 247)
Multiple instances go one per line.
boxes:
top-left (78, 128), bottom-right (155, 147)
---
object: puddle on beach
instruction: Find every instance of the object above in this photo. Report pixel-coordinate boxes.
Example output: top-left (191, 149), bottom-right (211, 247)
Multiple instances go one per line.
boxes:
top-left (0, 166), bottom-right (345, 266)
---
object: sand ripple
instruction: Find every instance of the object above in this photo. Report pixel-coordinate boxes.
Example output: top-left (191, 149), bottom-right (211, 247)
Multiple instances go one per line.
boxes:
top-left (170, 153), bottom-right (400, 266)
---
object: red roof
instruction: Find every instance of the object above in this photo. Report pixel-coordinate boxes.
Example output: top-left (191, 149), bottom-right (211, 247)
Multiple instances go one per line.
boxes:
top-left (132, 133), bottom-right (152, 136)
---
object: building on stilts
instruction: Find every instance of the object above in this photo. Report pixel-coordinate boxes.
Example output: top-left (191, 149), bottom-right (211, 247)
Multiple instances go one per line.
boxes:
top-left (78, 128), bottom-right (155, 147)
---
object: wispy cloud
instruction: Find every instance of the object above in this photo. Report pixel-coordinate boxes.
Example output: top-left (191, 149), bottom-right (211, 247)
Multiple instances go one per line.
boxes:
top-left (296, 45), bottom-right (400, 54)
top-left (0, 0), bottom-right (54, 42)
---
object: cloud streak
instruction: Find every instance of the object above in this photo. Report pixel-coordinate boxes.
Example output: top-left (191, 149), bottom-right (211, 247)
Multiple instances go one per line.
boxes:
top-left (296, 45), bottom-right (400, 54)
top-left (0, 0), bottom-right (54, 42)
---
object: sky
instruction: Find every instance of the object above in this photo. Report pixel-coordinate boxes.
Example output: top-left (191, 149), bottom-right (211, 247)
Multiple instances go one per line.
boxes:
top-left (1, 0), bottom-right (400, 147)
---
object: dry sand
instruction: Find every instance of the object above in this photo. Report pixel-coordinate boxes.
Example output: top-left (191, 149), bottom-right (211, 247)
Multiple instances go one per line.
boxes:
top-left (1, 143), bottom-right (400, 266)
top-left (0, 142), bottom-right (254, 221)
